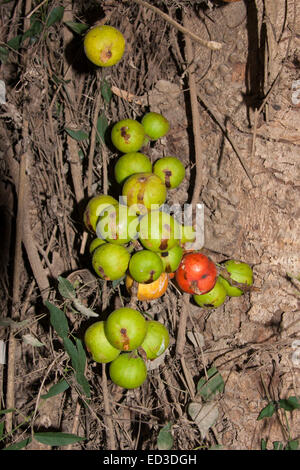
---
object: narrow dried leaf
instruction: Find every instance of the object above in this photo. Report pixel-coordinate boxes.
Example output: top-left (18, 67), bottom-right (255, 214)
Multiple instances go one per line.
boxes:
top-left (22, 334), bottom-right (44, 347)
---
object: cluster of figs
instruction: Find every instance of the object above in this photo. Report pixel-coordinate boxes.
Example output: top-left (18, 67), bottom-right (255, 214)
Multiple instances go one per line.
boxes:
top-left (82, 110), bottom-right (254, 389)
top-left (81, 24), bottom-right (253, 389)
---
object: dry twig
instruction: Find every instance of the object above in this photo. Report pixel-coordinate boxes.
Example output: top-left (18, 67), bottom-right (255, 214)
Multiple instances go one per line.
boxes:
top-left (130, 0), bottom-right (223, 51)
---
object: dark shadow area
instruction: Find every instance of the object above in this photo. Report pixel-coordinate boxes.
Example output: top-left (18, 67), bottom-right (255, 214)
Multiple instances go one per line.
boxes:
top-left (244, 0), bottom-right (265, 124)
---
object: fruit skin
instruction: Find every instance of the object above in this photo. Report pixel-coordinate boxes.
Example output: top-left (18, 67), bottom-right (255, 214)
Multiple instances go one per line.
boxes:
top-left (219, 260), bottom-right (253, 296)
top-left (129, 250), bottom-right (163, 283)
top-left (175, 252), bottom-right (217, 295)
top-left (92, 243), bottom-right (130, 280)
top-left (84, 321), bottom-right (120, 363)
top-left (109, 353), bottom-right (147, 389)
top-left (180, 225), bottom-right (196, 246)
top-left (141, 112), bottom-right (170, 140)
top-left (96, 203), bottom-right (139, 245)
top-left (83, 194), bottom-right (118, 233)
top-left (125, 273), bottom-right (168, 301)
top-left (111, 119), bottom-right (145, 154)
top-left (158, 245), bottom-right (183, 273)
top-left (193, 277), bottom-right (227, 308)
top-left (140, 320), bottom-right (170, 360)
top-left (84, 25), bottom-right (125, 67)
top-left (153, 156), bottom-right (185, 189)
top-left (89, 238), bottom-right (106, 254)
top-left (139, 210), bottom-right (181, 252)
top-left (114, 152), bottom-right (152, 185)
top-left (218, 276), bottom-right (243, 297)
top-left (122, 173), bottom-right (167, 214)
top-left (104, 307), bottom-right (147, 351)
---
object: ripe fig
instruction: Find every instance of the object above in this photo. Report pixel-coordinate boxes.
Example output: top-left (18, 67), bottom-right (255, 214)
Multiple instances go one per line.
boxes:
top-left (83, 194), bottom-right (118, 233)
top-left (193, 277), bottom-right (227, 308)
top-left (141, 112), bottom-right (170, 140)
top-left (84, 321), bottom-right (120, 363)
top-left (125, 273), bottom-right (168, 301)
top-left (129, 250), bottom-right (163, 283)
top-left (153, 156), bottom-right (185, 189)
top-left (175, 252), bottom-right (217, 295)
top-left (114, 152), bottom-right (152, 185)
top-left (111, 119), bottom-right (145, 153)
top-left (84, 25), bottom-right (125, 67)
top-left (92, 243), bottom-right (130, 280)
top-left (122, 173), bottom-right (167, 214)
top-left (138, 210), bottom-right (181, 252)
top-left (96, 203), bottom-right (139, 245)
top-left (104, 307), bottom-right (147, 351)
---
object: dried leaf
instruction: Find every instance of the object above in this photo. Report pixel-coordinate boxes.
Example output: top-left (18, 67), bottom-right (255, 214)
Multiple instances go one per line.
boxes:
top-left (22, 334), bottom-right (44, 347)
top-left (188, 401), bottom-right (219, 439)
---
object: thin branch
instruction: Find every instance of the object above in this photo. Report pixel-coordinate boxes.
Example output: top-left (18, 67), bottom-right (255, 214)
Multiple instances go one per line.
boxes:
top-left (130, 0), bottom-right (223, 51)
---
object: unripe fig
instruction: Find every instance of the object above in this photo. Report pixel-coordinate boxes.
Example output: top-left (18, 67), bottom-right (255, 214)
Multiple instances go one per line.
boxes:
top-left (219, 260), bottom-right (253, 296)
top-left (153, 156), bottom-right (185, 189)
top-left (122, 173), bottom-right (167, 214)
top-left (193, 277), bottom-right (227, 308)
top-left (96, 204), bottom-right (139, 245)
top-left (129, 250), bottom-right (163, 283)
top-left (109, 352), bottom-right (147, 389)
top-left (104, 307), bottom-right (147, 351)
top-left (158, 245), bottom-right (183, 273)
top-left (111, 119), bottom-right (145, 153)
top-left (218, 276), bottom-right (242, 297)
top-left (89, 238), bottom-right (106, 254)
top-left (180, 225), bottom-right (196, 246)
top-left (140, 320), bottom-right (170, 360)
top-left (84, 25), bottom-right (125, 67)
top-left (141, 112), bottom-right (170, 140)
top-left (84, 321), bottom-right (120, 363)
top-left (139, 210), bottom-right (181, 252)
top-left (114, 152), bottom-right (152, 185)
top-left (92, 243), bottom-right (130, 280)
top-left (83, 194), bottom-right (118, 233)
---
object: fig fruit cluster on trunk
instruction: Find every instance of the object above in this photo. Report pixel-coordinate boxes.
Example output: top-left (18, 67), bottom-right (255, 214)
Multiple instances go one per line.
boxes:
top-left (81, 25), bottom-right (253, 389)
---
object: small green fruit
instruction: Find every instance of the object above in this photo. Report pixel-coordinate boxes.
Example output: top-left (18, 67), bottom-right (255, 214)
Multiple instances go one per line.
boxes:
top-left (139, 210), bottom-right (181, 252)
top-left (104, 307), bottom-right (147, 351)
top-left (129, 250), bottom-right (163, 283)
top-left (180, 225), bottom-right (196, 245)
top-left (218, 276), bottom-right (243, 297)
top-left (114, 152), bottom-right (152, 185)
top-left (158, 245), bottom-right (183, 273)
top-left (83, 194), bottom-right (118, 233)
top-left (84, 25), bottom-right (125, 67)
top-left (193, 277), bottom-right (227, 308)
top-left (96, 204), bottom-right (139, 245)
top-left (109, 353), bottom-right (147, 389)
top-left (111, 119), bottom-right (145, 153)
top-left (89, 238), bottom-right (106, 254)
top-left (84, 321), bottom-right (120, 363)
top-left (141, 112), bottom-right (170, 140)
top-left (122, 173), bottom-right (167, 214)
top-left (141, 320), bottom-right (170, 360)
top-left (220, 260), bottom-right (253, 296)
top-left (153, 156), bottom-right (185, 189)
top-left (92, 243), bottom-right (130, 280)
